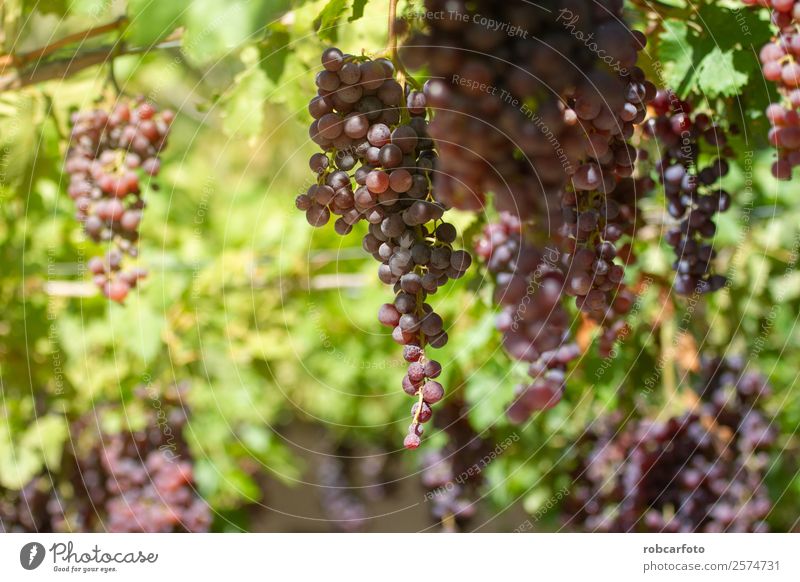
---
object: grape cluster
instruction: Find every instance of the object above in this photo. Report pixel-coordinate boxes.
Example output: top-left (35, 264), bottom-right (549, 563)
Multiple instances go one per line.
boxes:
top-left (316, 455), bottom-right (368, 532)
top-left (73, 392), bottom-right (210, 533)
top-left (401, 1), bottom-right (653, 223)
top-left (420, 400), bottom-right (492, 531)
top-left (65, 98), bottom-right (173, 302)
top-left (98, 434), bottom-right (210, 533)
top-left (644, 91), bottom-right (732, 295)
top-left (1, 387), bottom-right (210, 533)
top-left (0, 477), bottom-right (55, 532)
top-left (744, 0), bottom-right (800, 177)
top-left (402, 1), bottom-right (653, 364)
top-left (475, 213), bottom-right (580, 422)
top-left (561, 177), bottom-right (642, 342)
top-left (566, 358), bottom-right (774, 533)
top-left (555, 9), bottom-right (653, 333)
top-left (299, 48), bottom-right (473, 449)
top-left (696, 356), bottom-right (777, 458)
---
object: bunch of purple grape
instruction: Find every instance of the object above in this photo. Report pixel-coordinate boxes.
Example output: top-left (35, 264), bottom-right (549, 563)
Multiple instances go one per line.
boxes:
top-left (696, 356), bottom-right (777, 459)
top-left (566, 357), bottom-right (774, 532)
top-left (561, 177), bottom-right (642, 334)
top-left (556, 7), bottom-right (654, 331)
top-left (744, 0), bottom-right (800, 178)
top-left (316, 455), bottom-right (368, 532)
top-left (73, 390), bottom-right (209, 533)
top-left (0, 476), bottom-right (55, 532)
top-left (99, 433), bottom-right (210, 533)
top-left (645, 90), bottom-right (732, 295)
top-left (1, 387), bottom-right (210, 533)
top-left (401, 1), bottom-right (653, 223)
top-left (299, 48), bottom-right (473, 449)
top-left (65, 98), bottom-right (173, 302)
top-left (402, 0), bottom-right (654, 369)
top-left (475, 213), bottom-right (580, 422)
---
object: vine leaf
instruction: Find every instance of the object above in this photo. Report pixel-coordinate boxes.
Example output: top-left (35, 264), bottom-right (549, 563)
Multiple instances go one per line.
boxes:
top-left (259, 22), bottom-right (291, 84)
top-left (0, 92), bottom-right (43, 189)
top-left (313, 0), bottom-right (348, 43)
top-left (182, 0), bottom-right (293, 65)
top-left (220, 46), bottom-right (269, 140)
top-left (657, 4), bottom-right (772, 100)
top-left (23, 0), bottom-right (69, 16)
top-left (126, 0), bottom-right (188, 46)
top-left (349, 0), bottom-right (370, 22)
top-left (0, 415), bottom-right (68, 489)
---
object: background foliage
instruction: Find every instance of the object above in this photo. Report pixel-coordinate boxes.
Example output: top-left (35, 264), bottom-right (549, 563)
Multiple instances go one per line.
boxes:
top-left (0, 0), bottom-right (799, 531)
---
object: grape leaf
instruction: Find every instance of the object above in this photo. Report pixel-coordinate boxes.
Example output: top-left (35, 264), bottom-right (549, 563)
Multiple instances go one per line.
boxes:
top-left (656, 19), bottom-right (695, 97)
top-left (220, 46), bottom-right (269, 140)
top-left (182, 0), bottom-right (293, 65)
top-left (0, 415), bottom-right (68, 489)
top-left (126, 0), bottom-right (188, 46)
top-left (22, 0), bottom-right (69, 16)
top-left (259, 22), bottom-right (291, 83)
top-left (0, 92), bottom-right (43, 190)
top-left (349, 0), bottom-right (370, 22)
top-left (696, 47), bottom-right (748, 98)
top-left (313, 0), bottom-right (348, 43)
top-left (23, 415), bottom-right (68, 470)
top-left (656, 4), bottom-right (772, 100)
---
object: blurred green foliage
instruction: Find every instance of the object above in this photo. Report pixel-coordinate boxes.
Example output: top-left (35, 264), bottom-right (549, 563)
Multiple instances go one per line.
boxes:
top-left (0, 0), bottom-right (798, 531)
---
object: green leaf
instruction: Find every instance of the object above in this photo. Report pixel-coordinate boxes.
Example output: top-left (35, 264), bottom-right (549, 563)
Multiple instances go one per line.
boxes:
top-left (112, 297), bottom-right (165, 364)
top-left (182, 0), bottom-right (293, 65)
top-left (349, 0), bottom-right (370, 22)
top-left (0, 415), bottom-right (68, 489)
top-left (259, 22), bottom-right (291, 83)
top-left (696, 47), bottom-right (748, 98)
top-left (656, 5), bottom-right (772, 100)
top-left (313, 0), bottom-right (348, 43)
top-left (126, 0), bottom-right (188, 46)
top-left (771, 271), bottom-right (800, 303)
top-left (220, 46), bottom-right (269, 141)
top-left (0, 92), bottom-right (43, 189)
top-left (0, 443), bottom-right (41, 489)
top-left (23, 0), bottom-right (69, 16)
top-left (23, 415), bottom-right (68, 470)
top-left (656, 19), bottom-right (697, 97)
top-left (465, 367), bottom-right (511, 433)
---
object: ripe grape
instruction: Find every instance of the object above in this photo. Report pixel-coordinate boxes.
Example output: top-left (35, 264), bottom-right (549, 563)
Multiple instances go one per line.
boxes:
top-left (566, 357), bottom-right (774, 532)
top-left (299, 48), bottom-right (476, 448)
top-left (66, 97), bottom-right (172, 303)
top-left (643, 90), bottom-right (731, 295)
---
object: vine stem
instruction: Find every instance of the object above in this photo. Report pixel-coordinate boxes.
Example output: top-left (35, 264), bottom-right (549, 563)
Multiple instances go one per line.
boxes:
top-left (387, 0), bottom-right (420, 90)
top-left (442, 511), bottom-right (457, 532)
top-left (0, 37), bottom-right (182, 92)
top-left (0, 16), bottom-right (129, 70)
top-left (106, 56), bottom-right (123, 97)
top-left (388, 0), bottom-right (400, 69)
top-left (411, 388), bottom-right (425, 424)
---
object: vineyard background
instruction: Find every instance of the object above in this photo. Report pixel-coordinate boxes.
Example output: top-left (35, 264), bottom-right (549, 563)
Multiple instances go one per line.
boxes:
top-left (1, 0), bottom-right (799, 532)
